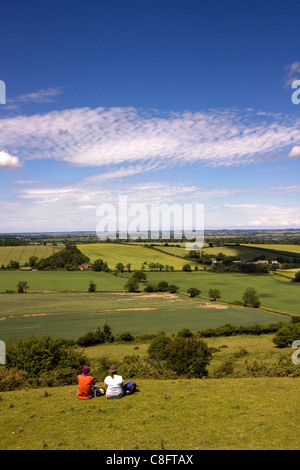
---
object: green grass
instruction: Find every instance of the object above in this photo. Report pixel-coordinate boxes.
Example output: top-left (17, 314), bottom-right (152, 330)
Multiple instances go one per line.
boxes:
top-left (157, 243), bottom-right (300, 261)
top-left (145, 271), bottom-right (300, 316)
top-left (245, 244), bottom-right (300, 255)
top-left (0, 291), bottom-right (289, 342)
top-left (77, 243), bottom-right (197, 270)
top-left (0, 270), bottom-right (126, 293)
top-left (0, 376), bottom-right (299, 449)
top-left (0, 245), bottom-right (61, 266)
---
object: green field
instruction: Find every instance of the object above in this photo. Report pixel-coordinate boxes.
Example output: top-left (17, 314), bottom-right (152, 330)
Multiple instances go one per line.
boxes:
top-left (157, 243), bottom-right (300, 261)
top-left (0, 291), bottom-right (289, 342)
top-left (0, 270), bottom-right (126, 293)
top-left (0, 245), bottom-right (61, 267)
top-left (146, 271), bottom-right (300, 316)
top-left (77, 243), bottom-right (197, 270)
top-left (246, 244), bottom-right (300, 255)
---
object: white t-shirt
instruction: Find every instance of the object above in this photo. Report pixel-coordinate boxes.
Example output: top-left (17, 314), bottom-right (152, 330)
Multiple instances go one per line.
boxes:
top-left (104, 374), bottom-right (124, 395)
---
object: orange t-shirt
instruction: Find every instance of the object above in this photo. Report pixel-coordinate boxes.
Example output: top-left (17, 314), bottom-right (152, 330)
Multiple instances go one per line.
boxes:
top-left (77, 375), bottom-right (96, 399)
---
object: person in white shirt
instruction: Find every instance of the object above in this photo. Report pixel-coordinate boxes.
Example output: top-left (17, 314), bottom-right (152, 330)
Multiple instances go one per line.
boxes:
top-left (104, 365), bottom-right (124, 399)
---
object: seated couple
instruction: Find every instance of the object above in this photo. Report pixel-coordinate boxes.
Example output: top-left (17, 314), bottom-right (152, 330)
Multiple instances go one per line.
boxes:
top-left (77, 365), bottom-right (124, 400)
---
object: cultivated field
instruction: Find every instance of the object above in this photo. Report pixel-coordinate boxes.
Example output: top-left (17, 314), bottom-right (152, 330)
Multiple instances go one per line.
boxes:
top-left (157, 243), bottom-right (300, 261)
top-left (0, 270), bottom-right (125, 293)
top-left (77, 243), bottom-right (197, 270)
top-left (0, 290), bottom-right (289, 342)
top-left (146, 271), bottom-right (300, 316)
top-left (0, 245), bottom-right (61, 267)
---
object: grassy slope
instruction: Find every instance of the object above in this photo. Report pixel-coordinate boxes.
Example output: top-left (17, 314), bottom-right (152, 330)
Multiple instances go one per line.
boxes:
top-left (0, 377), bottom-right (298, 450)
top-left (1, 331), bottom-right (299, 450)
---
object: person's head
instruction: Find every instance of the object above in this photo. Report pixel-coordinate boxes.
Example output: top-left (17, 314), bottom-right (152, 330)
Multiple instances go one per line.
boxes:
top-left (82, 366), bottom-right (90, 376)
top-left (109, 364), bottom-right (118, 376)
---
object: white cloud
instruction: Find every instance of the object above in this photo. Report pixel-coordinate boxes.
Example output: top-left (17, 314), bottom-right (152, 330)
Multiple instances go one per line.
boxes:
top-left (0, 107), bottom-right (299, 171)
top-left (0, 150), bottom-right (23, 169)
top-left (288, 146), bottom-right (300, 158)
top-left (10, 87), bottom-right (63, 104)
top-left (284, 62), bottom-right (300, 88)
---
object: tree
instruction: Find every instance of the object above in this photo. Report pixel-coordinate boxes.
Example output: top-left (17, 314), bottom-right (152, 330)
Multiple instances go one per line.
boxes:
top-left (242, 287), bottom-right (261, 308)
top-left (187, 287), bottom-right (201, 298)
top-left (28, 256), bottom-right (38, 267)
top-left (115, 263), bottom-right (124, 273)
top-left (88, 280), bottom-right (96, 292)
top-left (17, 281), bottom-right (29, 293)
top-left (132, 270), bottom-right (147, 281)
top-left (7, 260), bottom-right (20, 269)
top-left (124, 278), bottom-right (139, 292)
top-left (208, 288), bottom-right (221, 301)
top-left (292, 271), bottom-right (300, 282)
top-left (273, 323), bottom-right (300, 348)
top-left (168, 284), bottom-right (179, 293)
top-left (182, 264), bottom-right (192, 272)
top-left (164, 336), bottom-right (212, 378)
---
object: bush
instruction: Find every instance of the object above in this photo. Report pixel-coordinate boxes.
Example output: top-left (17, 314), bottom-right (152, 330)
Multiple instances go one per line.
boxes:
top-left (212, 360), bottom-right (235, 378)
top-left (17, 281), bottom-right (29, 293)
top-left (273, 323), bottom-right (300, 348)
top-left (124, 278), bottom-right (139, 292)
top-left (116, 332), bottom-right (135, 342)
top-left (0, 366), bottom-right (28, 391)
top-left (5, 336), bottom-right (86, 384)
top-left (187, 287), bottom-right (201, 297)
top-left (177, 328), bottom-right (193, 338)
top-left (148, 333), bottom-right (172, 360)
top-left (76, 322), bottom-right (114, 347)
top-left (88, 280), bottom-right (96, 292)
top-left (164, 336), bottom-right (212, 378)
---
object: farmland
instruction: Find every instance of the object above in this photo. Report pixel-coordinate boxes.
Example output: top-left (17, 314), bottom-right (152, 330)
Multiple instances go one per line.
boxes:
top-left (0, 290), bottom-right (290, 342)
top-left (77, 243), bottom-right (197, 270)
top-left (157, 243), bottom-right (300, 262)
top-left (0, 245), bottom-right (61, 267)
top-left (145, 271), bottom-right (300, 316)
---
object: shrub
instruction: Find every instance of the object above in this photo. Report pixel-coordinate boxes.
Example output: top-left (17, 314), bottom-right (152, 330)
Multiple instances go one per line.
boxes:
top-left (88, 280), bottom-right (96, 292)
top-left (116, 332), bottom-right (135, 342)
top-left (124, 278), bottom-right (139, 292)
top-left (164, 336), bottom-right (212, 378)
top-left (212, 360), bottom-right (235, 378)
top-left (0, 366), bottom-right (28, 391)
top-left (17, 281), bottom-right (29, 293)
top-left (148, 333), bottom-right (172, 360)
top-left (187, 287), bottom-right (201, 297)
top-left (5, 336), bottom-right (86, 382)
top-left (76, 322), bottom-right (114, 347)
top-left (177, 328), bottom-right (193, 338)
top-left (168, 284), bottom-right (179, 293)
top-left (273, 323), bottom-right (300, 348)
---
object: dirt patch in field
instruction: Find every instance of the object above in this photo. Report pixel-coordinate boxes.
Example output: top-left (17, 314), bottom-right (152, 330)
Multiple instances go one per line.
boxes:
top-left (115, 308), bottom-right (157, 311)
top-left (199, 302), bottom-right (228, 309)
top-left (23, 313), bottom-right (48, 317)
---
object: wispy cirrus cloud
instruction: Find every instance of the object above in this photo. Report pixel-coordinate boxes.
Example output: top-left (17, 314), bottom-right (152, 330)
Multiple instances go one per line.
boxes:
top-left (9, 86), bottom-right (63, 104)
top-left (0, 106), bottom-right (299, 172)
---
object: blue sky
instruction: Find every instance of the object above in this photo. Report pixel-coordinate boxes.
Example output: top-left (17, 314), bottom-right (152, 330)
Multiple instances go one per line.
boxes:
top-left (0, 0), bottom-right (299, 233)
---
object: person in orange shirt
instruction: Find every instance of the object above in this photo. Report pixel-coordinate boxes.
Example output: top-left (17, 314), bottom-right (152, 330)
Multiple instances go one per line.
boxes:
top-left (77, 366), bottom-right (96, 400)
